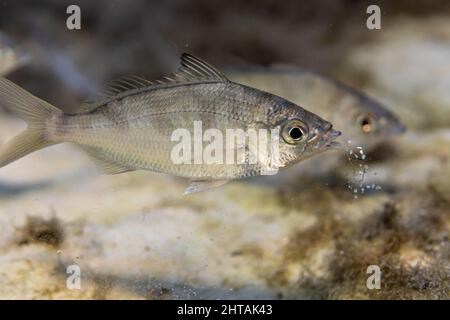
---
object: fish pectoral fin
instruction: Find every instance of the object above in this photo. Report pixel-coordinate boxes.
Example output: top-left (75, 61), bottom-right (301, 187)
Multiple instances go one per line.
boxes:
top-left (82, 147), bottom-right (134, 175)
top-left (184, 179), bottom-right (229, 195)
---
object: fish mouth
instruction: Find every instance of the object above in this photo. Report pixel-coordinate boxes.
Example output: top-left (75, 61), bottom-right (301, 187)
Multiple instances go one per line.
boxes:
top-left (321, 128), bottom-right (342, 150)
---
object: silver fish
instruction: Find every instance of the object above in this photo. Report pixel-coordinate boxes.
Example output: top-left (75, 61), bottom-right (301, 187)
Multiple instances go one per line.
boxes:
top-left (0, 54), bottom-right (340, 193)
top-left (228, 68), bottom-right (405, 150)
top-left (0, 32), bottom-right (29, 76)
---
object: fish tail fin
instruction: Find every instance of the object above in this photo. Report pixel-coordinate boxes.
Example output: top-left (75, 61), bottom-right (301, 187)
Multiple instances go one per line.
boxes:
top-left (0, 77), bottom-right (62, 168)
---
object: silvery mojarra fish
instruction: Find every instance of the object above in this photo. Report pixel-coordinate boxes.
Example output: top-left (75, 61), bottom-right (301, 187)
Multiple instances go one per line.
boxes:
top-left (0, 54), bottom-right (340, 193)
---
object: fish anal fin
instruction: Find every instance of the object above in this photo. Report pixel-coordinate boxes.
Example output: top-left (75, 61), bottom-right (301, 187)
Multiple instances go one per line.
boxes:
top-left (184, 179), bottom-right (229, 195)
top-left (82, 147), bottom-right (134, 175)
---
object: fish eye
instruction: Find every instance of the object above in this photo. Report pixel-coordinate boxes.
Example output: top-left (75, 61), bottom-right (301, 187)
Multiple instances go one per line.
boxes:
top-left (282, 119), bottom-right (308, 144)
top-left (289, 127), bottom-right (303, 140)
top-left (357, 114), bottom-right (375, 133)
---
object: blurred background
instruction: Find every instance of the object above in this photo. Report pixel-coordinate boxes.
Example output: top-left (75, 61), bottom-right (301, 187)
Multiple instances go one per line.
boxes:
top-left (0, 0), bottom-right (448, 299)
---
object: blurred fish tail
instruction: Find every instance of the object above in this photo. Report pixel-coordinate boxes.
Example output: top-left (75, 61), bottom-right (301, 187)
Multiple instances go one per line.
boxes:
top-left (0, 77), bottom-right (62, 168)
top-left (0, 32), bottom-right (30, 76)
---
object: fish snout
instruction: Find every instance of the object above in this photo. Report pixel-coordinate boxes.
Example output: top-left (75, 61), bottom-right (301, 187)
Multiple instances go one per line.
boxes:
top-left (329, 128), bottom-right (341, 139)
top-left (312, 123), bottom-right (342, 150)
top-left (323, 121), bottom-right (333, 132)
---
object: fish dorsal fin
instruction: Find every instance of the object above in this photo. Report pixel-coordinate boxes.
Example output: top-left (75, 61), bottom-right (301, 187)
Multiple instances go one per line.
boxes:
top-left (169, 53), bottom-right (228, 83)
top-left (79, 53), bottom-right (228, 113)
top-left (139, 53), bottom-right (228, 86)
top-left (79, 75), bottom-right (153, 112)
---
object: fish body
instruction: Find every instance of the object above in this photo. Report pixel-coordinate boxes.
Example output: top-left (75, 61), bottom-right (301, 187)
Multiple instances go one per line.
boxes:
top-left (0, 54), bottom-right (340, 192)
top-left (228, 68), bottom-right (405, 150)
